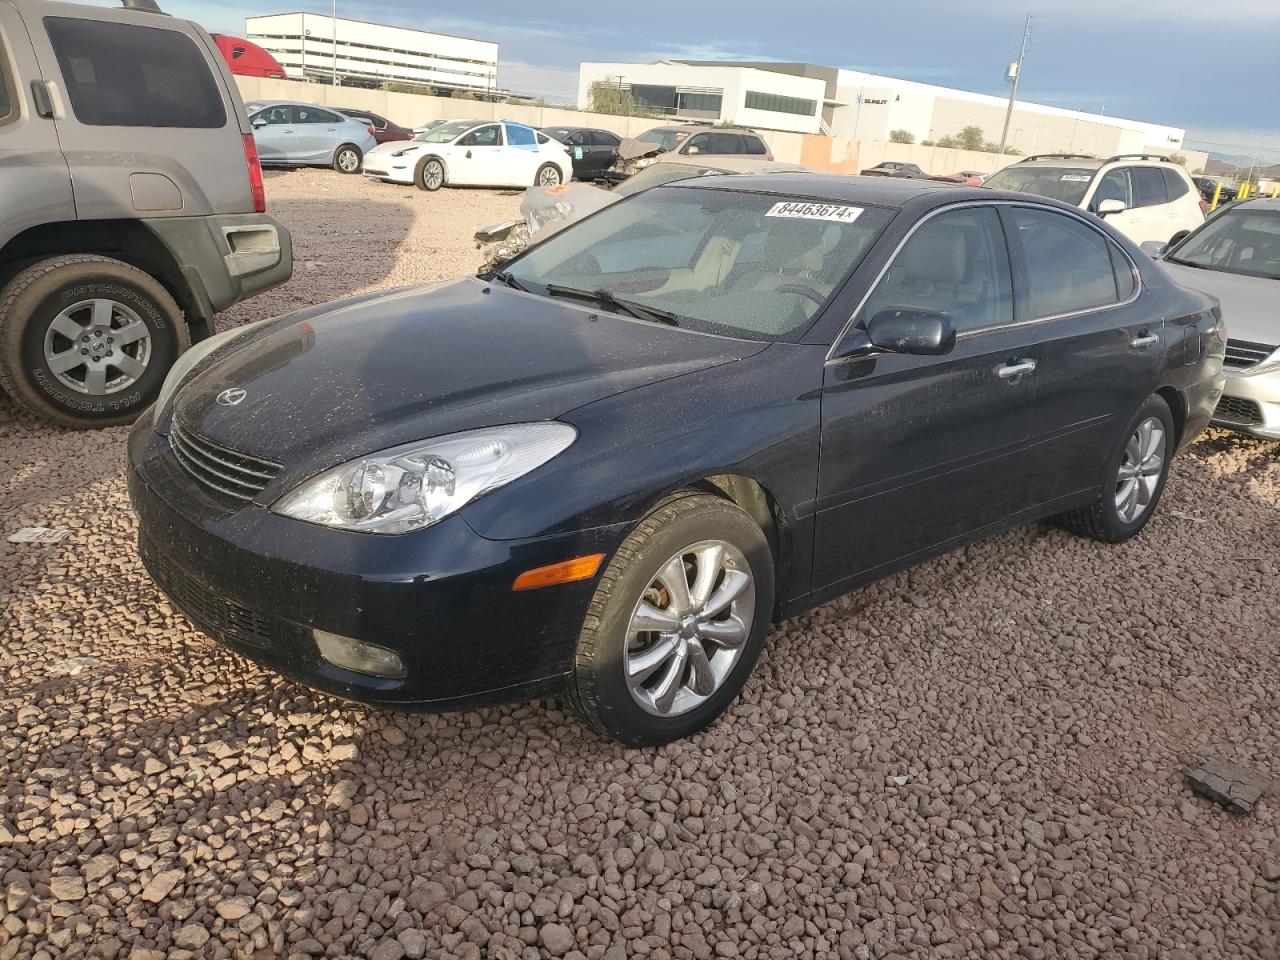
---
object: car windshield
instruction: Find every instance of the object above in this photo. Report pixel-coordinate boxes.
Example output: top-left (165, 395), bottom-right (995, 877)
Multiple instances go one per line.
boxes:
top-left (504, 186), bottom-right (893, 341)
top-left (612, 164), bottom-right (726, 198)
top-left (984, 166), bottom-right (1096, 205)
top-left (637, 129), bottom-right (684, 151)
top-left (1167, 208), bottom-right (1280, 281)
top-left (416, 120), bottom-right (475, 143)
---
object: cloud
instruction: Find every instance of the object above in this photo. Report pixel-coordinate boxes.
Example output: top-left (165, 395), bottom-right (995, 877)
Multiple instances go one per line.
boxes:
top-left (497, 62), bottom-right (580, 101)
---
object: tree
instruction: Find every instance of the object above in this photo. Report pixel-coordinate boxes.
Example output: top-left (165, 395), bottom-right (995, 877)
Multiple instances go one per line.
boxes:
top-left (589, 80), bottom-right (642, 116)
top-left (1169, 153), bottom-right (1187, 166)
top-left (889, 129), bottom-right (915, 144)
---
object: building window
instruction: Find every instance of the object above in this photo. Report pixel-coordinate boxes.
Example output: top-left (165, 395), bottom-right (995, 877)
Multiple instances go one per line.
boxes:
top-left (744, 90), bottom-right (816, 117)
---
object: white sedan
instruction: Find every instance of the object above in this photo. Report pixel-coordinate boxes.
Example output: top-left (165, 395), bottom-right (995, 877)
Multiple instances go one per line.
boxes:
top-left (363, 119), bottom-right (573, 191)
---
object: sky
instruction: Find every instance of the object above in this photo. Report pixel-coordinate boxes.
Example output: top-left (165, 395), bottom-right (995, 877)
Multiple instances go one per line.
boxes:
top-left (144, 0), bottom-right (1280, 159)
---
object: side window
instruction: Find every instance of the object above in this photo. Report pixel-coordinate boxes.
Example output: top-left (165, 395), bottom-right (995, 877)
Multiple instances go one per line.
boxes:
top-left (296, 107), bottom-right (341, 124)
top-left (1162, 168), bottom-right (1190, 201)
top-left (45, 17), bottom-right (226, 128)
top-left (742, 136), bottom-right (768, 155)
top-left (459, 124), bottom-right (500, 147)
top-left (1090, 168), bottom-right (1132, 212)
top-left (684, 133), bottom-right (712, 154)
top-left (504, 123), bottom-right (536, 149)
top-left (594, 131), bottom-right (621, 146)
top-left (1009, 207), bottom-right (1120, 318)
top-left (1109, 243), bottom-right (1136, 300)
top-left (254, 106), bottom-right (292, 125)
top-left (862, 207), bottom-right (1013, 333)
top-left (1131, 167), bottom-right (1168, 207)
top-left (0, 37), bottom-right (14, 124)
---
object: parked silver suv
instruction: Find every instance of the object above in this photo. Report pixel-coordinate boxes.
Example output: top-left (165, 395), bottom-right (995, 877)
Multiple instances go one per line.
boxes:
top-left (0, 0), bottom-right (292, 427)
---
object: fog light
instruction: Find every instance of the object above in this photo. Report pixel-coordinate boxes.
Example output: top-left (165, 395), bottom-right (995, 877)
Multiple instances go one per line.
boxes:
top-left (314, 630), bottom-right (406, 678)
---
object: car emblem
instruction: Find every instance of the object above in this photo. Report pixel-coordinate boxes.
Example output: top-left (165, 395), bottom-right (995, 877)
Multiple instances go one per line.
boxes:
top-left (216, 387), bottom-right (247, 407)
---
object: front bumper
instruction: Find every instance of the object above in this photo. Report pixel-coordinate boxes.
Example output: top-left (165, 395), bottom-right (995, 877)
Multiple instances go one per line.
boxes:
top-left (1213, 366), bottom-right (1280, 439)
top-left (363, 157), bottom-right (415, 184)
top-left (127, 421), bottom-right (628, 709)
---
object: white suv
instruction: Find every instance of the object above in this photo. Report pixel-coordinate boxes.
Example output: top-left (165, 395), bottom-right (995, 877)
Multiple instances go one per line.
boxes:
top-left (984, 154), bottom-right (1205, 247)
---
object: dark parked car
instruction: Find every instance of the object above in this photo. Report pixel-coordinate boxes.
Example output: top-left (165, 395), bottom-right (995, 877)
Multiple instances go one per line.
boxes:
top-left (540, 126), bottom-right (622, 180)
top-left (1192, 176), bottom-right (1237, 205)
top-left (335, 108), bottom-right (413, 145)
top-left (860, 160), bottom-right (927, 178)
top-left (130, 176), bottom-right (1225, 745)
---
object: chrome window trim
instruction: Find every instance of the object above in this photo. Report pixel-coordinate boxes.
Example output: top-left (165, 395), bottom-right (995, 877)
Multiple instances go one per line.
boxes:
top-left (825, 199), bottom-right (1144, 365)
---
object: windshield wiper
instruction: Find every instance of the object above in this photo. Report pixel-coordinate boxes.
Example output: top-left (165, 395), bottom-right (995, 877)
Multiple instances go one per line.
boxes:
top-left (488, 270), bottom-right (529, 292)
top-left (544, 284), bottom-right (680, 326)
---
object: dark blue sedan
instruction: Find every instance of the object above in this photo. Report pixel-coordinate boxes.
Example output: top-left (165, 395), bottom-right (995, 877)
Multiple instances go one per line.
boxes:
top-left (129, 175), bottom-right (1226, 744)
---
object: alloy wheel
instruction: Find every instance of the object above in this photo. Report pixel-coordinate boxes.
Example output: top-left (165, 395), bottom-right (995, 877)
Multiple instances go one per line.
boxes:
top-left (538, 165), bottom-right (561, 186)
top-left (337, 149), bottom-right (360, 173)
top-left (424, 161), bottom-right (444, 189)
top-left (1115, 416), bottom-right (1166, 523)
top-left (42, 299), bottom-right (151, 396)
top-left (624, 540), bottom-right (755, 717)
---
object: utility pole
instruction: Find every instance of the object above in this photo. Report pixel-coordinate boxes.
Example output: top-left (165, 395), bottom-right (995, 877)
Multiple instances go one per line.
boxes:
top-left (998, 13), bottom-right (1032, 157)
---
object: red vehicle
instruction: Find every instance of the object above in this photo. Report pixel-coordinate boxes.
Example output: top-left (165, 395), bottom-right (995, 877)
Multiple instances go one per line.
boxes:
top-left (334, 109), bottom-right (413, 145)
top-left (211, 35), bottom-right (287, 80)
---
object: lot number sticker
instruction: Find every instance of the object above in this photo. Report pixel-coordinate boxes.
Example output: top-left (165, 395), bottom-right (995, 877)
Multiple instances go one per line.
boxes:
top-left (766, 201), bottom-right (863, 223)
top-left (1060, 174), bottom-right (1091, 182)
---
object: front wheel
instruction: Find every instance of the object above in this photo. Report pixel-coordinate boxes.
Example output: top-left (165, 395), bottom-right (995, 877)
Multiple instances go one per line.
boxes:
top-left (417, 158), bottom-right (445, 191)
top-left (570, 494), bottom-right (774, 746)
top-left (0, 255), bottom-right (188, 428)
top-left (333, 145), bottom-right (362, 174)
top-left (1058, 394), bottom-right (1175, 542)
top-left (535, 163), bottom-right (563, 187)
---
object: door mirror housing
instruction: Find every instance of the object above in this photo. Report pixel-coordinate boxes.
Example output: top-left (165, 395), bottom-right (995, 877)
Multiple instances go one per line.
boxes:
top-left (251, 116), bottom-right (267, 128)
top-left (1097, 198), bottom-right (1127, 217)
top-left (865, 307), bottom-right (957, 356)
top-left (1139, 240), bottom-right (1167, 258)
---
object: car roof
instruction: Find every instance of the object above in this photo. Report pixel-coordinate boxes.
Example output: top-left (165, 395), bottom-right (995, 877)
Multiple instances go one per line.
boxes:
top-left (656, 155), bottom-right (806, 174)
top-left (648, 125), bottom-right (761, 135)
top-left (1235, 197), bottom-right (1280, 211)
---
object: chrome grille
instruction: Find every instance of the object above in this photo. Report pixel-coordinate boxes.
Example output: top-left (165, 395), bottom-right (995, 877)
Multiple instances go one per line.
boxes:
top-left (169, 419), bottom-right (281, 501)
top-left (1224, 339), bottom-right (1276, 369)
top-left (1214, 396), bottom-right (1264, 426)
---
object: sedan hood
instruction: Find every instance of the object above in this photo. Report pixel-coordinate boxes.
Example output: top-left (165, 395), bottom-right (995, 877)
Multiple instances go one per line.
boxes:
top-left (1159, 260), bottom-right (1279, 346)
top-left (173, 279), bottom-right (758, 475)
top-left (617, 138), bottom-right (664, 162)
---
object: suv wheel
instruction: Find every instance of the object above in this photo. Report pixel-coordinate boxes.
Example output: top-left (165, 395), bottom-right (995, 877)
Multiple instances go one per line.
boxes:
top-left (333, 145), bottom-right (362, 174)
top-left (0, 255), bottom-right (188, 429)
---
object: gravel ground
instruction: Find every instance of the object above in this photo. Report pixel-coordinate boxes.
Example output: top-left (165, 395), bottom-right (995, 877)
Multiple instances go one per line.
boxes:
top-left (1, 170), bottom-right (1278, 960)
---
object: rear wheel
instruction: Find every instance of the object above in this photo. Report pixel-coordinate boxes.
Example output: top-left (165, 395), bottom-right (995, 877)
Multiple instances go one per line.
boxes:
top-left (535, 163), bottom-right (562, 187)
top-left (0, 255), bottom-right (188, 428)
top-left (333, 145), bottom-right (362, 174)
top-left (417, 158), bottom-right (445, 191)
top-left (570, 494), bottom-right (773, 745)
top-left (1058, 394), bottom-right (1174, 543)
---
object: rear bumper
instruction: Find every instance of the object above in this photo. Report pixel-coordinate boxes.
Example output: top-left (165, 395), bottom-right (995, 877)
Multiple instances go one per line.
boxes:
top-left (1213, 366), bottom-right (1280, 439)
top-left (127, 420), bottom-right (628, 709)
top-left (145, 213), bottom-right (293, 339)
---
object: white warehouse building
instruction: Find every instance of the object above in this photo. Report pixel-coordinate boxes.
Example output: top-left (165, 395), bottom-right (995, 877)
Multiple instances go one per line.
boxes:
top-left (246, 13), bottom-right (498, 93)
top-left (578, 60), bottom-right (1190, 159)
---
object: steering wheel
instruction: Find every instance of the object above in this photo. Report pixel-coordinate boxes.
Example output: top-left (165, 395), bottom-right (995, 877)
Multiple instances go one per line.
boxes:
top-left (774, 283), bottom-right (827, 305)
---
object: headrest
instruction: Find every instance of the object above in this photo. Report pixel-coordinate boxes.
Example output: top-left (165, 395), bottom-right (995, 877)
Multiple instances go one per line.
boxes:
top-left (898, 224), bottom-right (968, 284)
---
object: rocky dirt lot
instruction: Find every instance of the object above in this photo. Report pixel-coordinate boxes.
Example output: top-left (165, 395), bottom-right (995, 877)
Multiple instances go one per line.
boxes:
top-left (1, 170), bottom-right (1278, 960)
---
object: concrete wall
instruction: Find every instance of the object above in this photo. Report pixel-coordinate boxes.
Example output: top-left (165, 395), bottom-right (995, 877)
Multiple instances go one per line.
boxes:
top-left (232, 77), bottom-right (1206, 180)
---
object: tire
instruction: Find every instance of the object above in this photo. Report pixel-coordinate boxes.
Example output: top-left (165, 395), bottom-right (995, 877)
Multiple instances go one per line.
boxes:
top-left (1058, 394), bottom-right (1175, 543)
top-left (417, 157), bottom-right (445, 191)
top-left (333, 145), bottom-right (362, 174)
top-left (569, 494), bottom-right (774, 746)
top-left (0, 255), bottom-right (188, 429)
top-left (535, 163), bottom-right (563, 187)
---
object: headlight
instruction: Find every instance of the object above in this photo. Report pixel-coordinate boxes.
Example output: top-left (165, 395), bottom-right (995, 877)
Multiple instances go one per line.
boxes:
top-left (151, 318), bottom-right (270, 426)
top-left (390, 145), bottom-right (420, 157)
top-left (635, 158), bottom-right (654, 169)
top-left (272, 423), bottom-right (577, 534)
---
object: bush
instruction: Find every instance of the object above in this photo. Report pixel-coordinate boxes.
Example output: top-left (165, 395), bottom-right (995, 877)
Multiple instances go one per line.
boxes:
top-left (889, 129), bottom-right (915, 144)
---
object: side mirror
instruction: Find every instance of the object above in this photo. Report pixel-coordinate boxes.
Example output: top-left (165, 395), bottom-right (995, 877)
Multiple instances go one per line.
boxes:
top-left (1139, 240), bottom-right (1167, 258)
top-left (1097, 198), bottom-right (1127, 217)
top-left (866, 307), bottom-right (956, 356)
top-left (1169, 229), bottom-right (1191, 247)
top-left (251, 116), bottom-right (267, 128)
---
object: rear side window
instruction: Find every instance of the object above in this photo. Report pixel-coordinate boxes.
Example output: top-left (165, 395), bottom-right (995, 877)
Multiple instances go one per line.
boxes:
top-left (742, 135), bottom-right (767, 155)
top-left (45, 18), bottom-right (226, 128)
top-left (1130, 167), bottom-right (1168, 207)
top-left (296, 106), bottom-right (341, 124)
top-left (594, 131), bottom-right (620, 146)
top-left (1162, 168), bottom-right (1190, 201)
top-left (505, 124), bottom-right (536, 148)
top-left (1109, 244), bottom-right (1136, 300)
top-left (1009, 207), bottom-right (1120, 318)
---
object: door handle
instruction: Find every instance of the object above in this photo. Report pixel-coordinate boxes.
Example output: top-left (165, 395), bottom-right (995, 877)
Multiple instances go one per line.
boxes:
top-left (30, 81), bottom-right (53, 118)
top-left (996, 359), bottom-right (1037, 380)
top-left (466, 149), bottom-right (473, 159)
top-left (1130, 332), bottom-right (1159, 349)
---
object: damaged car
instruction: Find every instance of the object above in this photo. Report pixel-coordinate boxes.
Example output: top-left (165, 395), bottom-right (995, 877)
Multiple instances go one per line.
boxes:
top-left (602, 126), bottom-right (772, 183)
